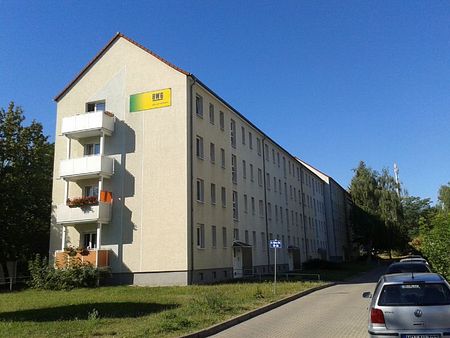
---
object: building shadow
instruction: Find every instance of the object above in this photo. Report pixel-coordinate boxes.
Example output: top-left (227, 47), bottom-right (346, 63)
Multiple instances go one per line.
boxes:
top-left (0, 302), bottom-right (178, 322)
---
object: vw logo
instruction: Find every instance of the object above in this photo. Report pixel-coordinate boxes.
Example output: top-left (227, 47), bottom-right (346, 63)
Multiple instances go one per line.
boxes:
top-left (414, 309), bottom-right (423, 318)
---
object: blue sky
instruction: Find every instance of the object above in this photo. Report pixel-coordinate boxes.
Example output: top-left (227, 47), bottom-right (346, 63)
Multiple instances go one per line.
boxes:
top-left (1, 1), bottom-right (449, 202)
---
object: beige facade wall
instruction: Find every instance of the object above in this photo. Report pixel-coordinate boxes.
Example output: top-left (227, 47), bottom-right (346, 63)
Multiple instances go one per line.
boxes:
top-left (50, 37), bottom-right (189, 280)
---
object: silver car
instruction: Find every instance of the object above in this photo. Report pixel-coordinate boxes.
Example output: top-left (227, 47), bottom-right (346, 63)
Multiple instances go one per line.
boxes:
top-left (363, 273), bottom-right (450, 338)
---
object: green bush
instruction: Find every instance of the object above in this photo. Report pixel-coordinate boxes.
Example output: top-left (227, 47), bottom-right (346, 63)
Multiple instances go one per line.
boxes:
top-left (420, 213), bottom-right (450, 280)
top-left (28, 254), bottom-right (98, 290)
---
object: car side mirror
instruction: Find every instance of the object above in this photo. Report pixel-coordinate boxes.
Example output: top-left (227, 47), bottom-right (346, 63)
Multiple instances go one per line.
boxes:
top-left (362, 292), bottom-right (372, 298)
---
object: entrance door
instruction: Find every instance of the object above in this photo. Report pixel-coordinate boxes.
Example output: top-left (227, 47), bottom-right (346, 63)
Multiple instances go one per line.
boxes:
top-left (288, 251), bottom-right (294, 271)
top-left (233, 247), bottom-right (243, 278)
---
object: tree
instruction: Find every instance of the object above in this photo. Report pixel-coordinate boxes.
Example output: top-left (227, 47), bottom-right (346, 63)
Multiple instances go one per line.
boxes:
top-left (349, 161), bottom-right (406, 255)
top-left (438, 183), bottom-right (450, 212)
top-left (420, 212), bottom-right (450, 279)
top-left (349, 161), bottom-right (383, 250)
top-left (0, 102), bottom-right (54, 270)
top-left (401, 195), bottom-right (434, 239)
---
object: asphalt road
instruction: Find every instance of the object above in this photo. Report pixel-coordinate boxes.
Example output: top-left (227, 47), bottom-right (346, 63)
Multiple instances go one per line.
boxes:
top-left (211, 266), bottom-right (386, 338)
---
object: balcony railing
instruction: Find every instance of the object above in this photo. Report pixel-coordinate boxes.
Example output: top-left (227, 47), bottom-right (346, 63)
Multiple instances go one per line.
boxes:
top-left (54, 249), bottom-right (109, 268)
top-left (56, 201), bottom-right (111, 224)
top-left (61, 111), bottom-right (115, 139)
top-left (60, 155), bottom-right (114, 181)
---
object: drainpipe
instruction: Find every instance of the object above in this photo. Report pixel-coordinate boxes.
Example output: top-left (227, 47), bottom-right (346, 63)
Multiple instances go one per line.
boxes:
top-left (261, 138), bottom-right (270, 269)
top-left (188, 76), bottom-right (197, 284)
top-left (299, 165), bottom-right (308, 262)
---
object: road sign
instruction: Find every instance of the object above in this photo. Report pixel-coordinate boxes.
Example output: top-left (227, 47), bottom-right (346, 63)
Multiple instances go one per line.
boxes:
top-left (269, 239), bottom-right (282, 248)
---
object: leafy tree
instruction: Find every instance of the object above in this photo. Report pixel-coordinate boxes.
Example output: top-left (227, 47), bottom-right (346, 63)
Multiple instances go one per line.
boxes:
top-left (349, 162), bottom-right (406, 255)
top-left (401, 195), bottom-right (434, 239)
top-left (420, 212), bottom-right (450, 279)
top-left (349, 161), bottom-right (383, 249)
top-left (438, 183), bottom-right (450, 212)
top-left (0, 102), bottom-right (53, 271)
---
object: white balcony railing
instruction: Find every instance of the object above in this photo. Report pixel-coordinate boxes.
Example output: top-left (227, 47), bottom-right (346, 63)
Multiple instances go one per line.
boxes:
top-left (56, 202), bottom-right (111, 225)
top-left (61, 111), bottom-right (114, 139)
top-left (59, 155), bottom-right (114, 181)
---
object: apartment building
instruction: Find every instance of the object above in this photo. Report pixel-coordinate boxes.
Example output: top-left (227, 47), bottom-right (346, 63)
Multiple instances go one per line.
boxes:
top-left (298, 160), bottom-right (353, 261)
top-left (49, 33), bottom-right (351, 285)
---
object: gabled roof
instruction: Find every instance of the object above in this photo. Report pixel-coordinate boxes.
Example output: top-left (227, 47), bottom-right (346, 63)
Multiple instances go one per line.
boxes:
top-left (54, 32), bottom-right (191, 102)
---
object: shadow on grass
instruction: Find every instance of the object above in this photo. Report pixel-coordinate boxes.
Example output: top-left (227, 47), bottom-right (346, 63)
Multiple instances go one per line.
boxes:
top-left (0, 302), bottom-right (178, 322)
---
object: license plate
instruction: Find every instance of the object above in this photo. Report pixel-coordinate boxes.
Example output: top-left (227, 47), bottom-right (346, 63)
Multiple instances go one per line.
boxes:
top-left (401, 335), bottom-right (441, 338)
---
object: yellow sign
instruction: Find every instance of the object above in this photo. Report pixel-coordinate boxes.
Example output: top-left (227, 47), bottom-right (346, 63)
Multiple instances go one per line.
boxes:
top-left (130, 88), bottom-right (171, 112)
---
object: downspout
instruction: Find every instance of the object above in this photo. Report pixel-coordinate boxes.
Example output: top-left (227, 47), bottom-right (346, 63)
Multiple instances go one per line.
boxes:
top-left (261, 138), bottom-right (270, 268)
top-left (299, 164), bottom-right (308, 261)
top-left (189, 76), bottom-right (197, 284)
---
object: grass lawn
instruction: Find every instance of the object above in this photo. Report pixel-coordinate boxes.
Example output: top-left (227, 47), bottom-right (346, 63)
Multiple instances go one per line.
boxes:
top-left (0, 280), bottom-right (324, 337)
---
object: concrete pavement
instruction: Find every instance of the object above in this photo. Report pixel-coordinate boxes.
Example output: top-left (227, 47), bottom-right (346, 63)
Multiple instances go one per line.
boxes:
top-left (210, 266), bottom-right (386, 338)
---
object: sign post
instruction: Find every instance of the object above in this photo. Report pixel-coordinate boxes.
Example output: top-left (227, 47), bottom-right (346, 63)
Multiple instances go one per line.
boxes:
top-left (269, 239), bottom-right (282, 294)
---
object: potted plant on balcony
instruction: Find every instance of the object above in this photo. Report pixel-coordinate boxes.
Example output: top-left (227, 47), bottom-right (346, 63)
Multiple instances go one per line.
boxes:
top-left (64, 246), bottom-right (78, 257)
top-left (66, 196), bottom-right (98, 208)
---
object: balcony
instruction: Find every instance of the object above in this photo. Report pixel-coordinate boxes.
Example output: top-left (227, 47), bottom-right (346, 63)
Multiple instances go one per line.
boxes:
top-left (61, 111), bottom-right (115, 139)
top-left (54, 249), bottom-right (109, 268)
top-left (60, 155), bottom-right (114, 181)
top-left (56, 201), bottom-right (112, 225)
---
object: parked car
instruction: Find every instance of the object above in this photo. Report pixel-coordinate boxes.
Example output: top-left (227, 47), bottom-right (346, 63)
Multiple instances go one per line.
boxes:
top-left (363, 273), bottom-right (450, 337)
top-left (400, 257), bottom-right (429, 265)
top-left (385, 261), bottom-right (432, 275)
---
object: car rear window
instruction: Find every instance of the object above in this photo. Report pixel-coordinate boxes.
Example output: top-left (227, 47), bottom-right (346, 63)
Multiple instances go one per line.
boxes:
top-left (378, 283), bottom-right (450, 306)
top-left (386, 264), bottom-right (431, 274)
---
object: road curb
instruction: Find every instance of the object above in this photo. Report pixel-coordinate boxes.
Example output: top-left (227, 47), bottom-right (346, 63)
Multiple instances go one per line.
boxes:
top-left (181, 282), bottom-right (336, 338)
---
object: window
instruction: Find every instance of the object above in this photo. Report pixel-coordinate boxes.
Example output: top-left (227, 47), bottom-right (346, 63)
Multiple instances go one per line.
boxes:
top-left (219, 111), bottom-right (225, 130)
top-left (196, 136), bottom-right (204, 159)
top-left (232, 191), bottom-right (239, 220)
top-left (259, 200), bottom-right (264, 217)
top-left (277, 152), bottom-right (280, 167)
top-left (267, 202), bottom-right (272, 220)
top-left (212, 225), bottom-right (217, 248)
top-left (220, 148), bottom-right (225, 168)
top-left (209, 103), bottom-right (215, 124)
top-left (221, 187), bottom-right (226, 207)
top-left (261, 232), bottom-right (266, 251)
top-left (242, 160), bottom-right (247, 179)
top-left (83, 232), bottom-right (97, 249)
top-left (196, 95), bottom-right (203, 117)
top-left (245, 230), bottom-right (249, 244)
top-left (244, 194), bottom-right (248, 213)
top-left (257, 168), bottom-right (263, 186)
top-left (86, 101), bottom-right (105, 112)
top-left (196, 179), bottom-right (204, 202)
top-left (241, 126), bottom-right (246, 145)
top-left (253, 231), bottom-right (257, 248)
top-left (84, 185), bottom-right (98, 198)
top-left (251, 197), bottom-right (255, 215)
top-left (233, 228), bottom-right (239, 240)
top-left (289, 161), bottom-right (292, 175)
top-left (283, 157), bottom-right (286, 177)
top-left (274, 177), bottom-right (277, 192)
top-left (265, 144), bottom-right (269, 161)
top-left (257, 138), bottom-right (262, 155)
top-left (196, 224), bottom-right (205, 248)
top-left (275, 205), bottom-right (278, 222)
top-left (230, 119), bottom-right (236, 148)
top-left (250, 164), bottom-right (254, 182)
top-left (279, 179), bottom-right (282, 194)
top-left (231, 155), bottom-right (237, 184)
top-left (248, 132), bottom-right (253, 149)
top-left (286, 209), bottom-right (289, 226)
top-left (284, 182), bottom-right (288, 202)
top-left (290, 185), bottom-right (293, 199)
top-left (222, 227), bottom-right (227, 247)
top-left (84, 143), bottom-right (100, 156)
top-left (280, 206), bottom-right (283, 223)
top-left (210, 143), bottom-right (215, 163)
top-left (266, 173), bottom-right (271, 190)
top-left (272, 149), bottom-right (275, 164)
top-left (211, 183), bottom-right (216, 205)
